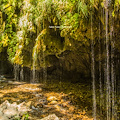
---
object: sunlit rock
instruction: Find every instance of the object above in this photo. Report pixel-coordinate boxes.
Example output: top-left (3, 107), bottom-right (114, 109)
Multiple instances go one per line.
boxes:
top-left (0, 100), bottom-right (30, 119)
top-left (17, 102), bottom-right (30, 115)
top-left (3, 108), bottom-right (18, 118)
top-left (47, 96), bottom-right (57, 101)
top-left (0, 111), bottom-right (9, 120)
top-left (0, 100), bottom-right (9, 111)
top-left (49, 100), bottom-right (58, 105)
top-left (26, 101), bottom-right (32, 107)
top-left (40, 114), bottom-right (59, 120)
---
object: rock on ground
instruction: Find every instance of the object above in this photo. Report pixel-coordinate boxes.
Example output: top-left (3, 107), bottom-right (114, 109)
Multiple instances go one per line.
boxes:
top-left (0, 100), bottom-right (30, 120)
top-left (40, 114), bottom-right (59, 120)
top-left (0, 111), bottom-right (9, 120)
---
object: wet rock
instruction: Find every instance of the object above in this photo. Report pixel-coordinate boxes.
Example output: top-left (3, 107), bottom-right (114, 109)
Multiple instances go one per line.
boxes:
top-left (40, 114), bottom-right (59, 120)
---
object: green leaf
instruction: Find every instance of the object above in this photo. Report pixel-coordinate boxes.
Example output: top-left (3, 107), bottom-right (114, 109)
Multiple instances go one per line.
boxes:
top-left (78, 1), bottom-right (88, 17)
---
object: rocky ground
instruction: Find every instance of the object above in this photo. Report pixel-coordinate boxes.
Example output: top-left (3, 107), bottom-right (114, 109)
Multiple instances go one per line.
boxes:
top-left (0, 75), bottom-right (93, 120)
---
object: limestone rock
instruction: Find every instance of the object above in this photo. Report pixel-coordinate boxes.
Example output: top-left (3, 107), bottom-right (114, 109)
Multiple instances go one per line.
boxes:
top-left (17, 102), bottom-right (30, 115)
top-left (40, 114), bottom-right (59, 120)
top-left (47, 96), bottom-right (57, 101)
top-left (0, 100), bottom-right (31, 119)
top-left (26, 101), bottom-right (32, 107)
top-left (0, 111), bottom-right (9, 120)
top-left (0, 115), bottom-right (9, 120)
top-left (0, 100), bottom-right (9, 111)
top-left (49, 100), bottom-right (58, 105)
top-left (3, 108), bottom-right (18, 118)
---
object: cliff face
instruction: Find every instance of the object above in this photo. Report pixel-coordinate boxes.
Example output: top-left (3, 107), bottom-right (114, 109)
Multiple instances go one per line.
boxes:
top-left (0, 0), bottom-right (91, 81)
top-left (0, 48), bottom-right (13, 75)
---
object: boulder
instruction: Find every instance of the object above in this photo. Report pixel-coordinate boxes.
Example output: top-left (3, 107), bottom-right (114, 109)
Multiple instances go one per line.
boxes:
top-left (0, 100), bottom-right (31, 119)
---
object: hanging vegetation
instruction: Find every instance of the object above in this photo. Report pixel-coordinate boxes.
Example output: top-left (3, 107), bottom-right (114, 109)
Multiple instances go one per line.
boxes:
top-left (0, 0), bottom-right (120, 119)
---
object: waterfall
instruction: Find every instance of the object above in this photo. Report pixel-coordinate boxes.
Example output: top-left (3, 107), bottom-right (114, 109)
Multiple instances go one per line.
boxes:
top-left (14, 64), bottom-right (17, 80)
top-left (91, 11), bottom-right (97, 120)
top-left (32, 29), bottom-right (47, 83)
top-left (14, 64), bottom-right (20, 81)
top-left (32, 63), bottom-right (36, 83)
top-left (110, 11), bottom-right (117, 120)
top-left (0, 61), bottom-right (3, 75)
top-left (105, 1), bottom-right (111, 119)
top-left (32, 47), bottom-right (37, 83)
top-left (32, 58), bottom-right (35, 83)
top-left (99, 20), bottom-right (103, 117)
top-left (42, 18), bottom-right (47, 83)
top-left (20, 66), bottom-right (24, 81)
top-left (41, 38), bottom-right (47, 83)
top-left (111, 29), bottom-right (116, 120)
top-left (42, 53), bottom-right (47, 83)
